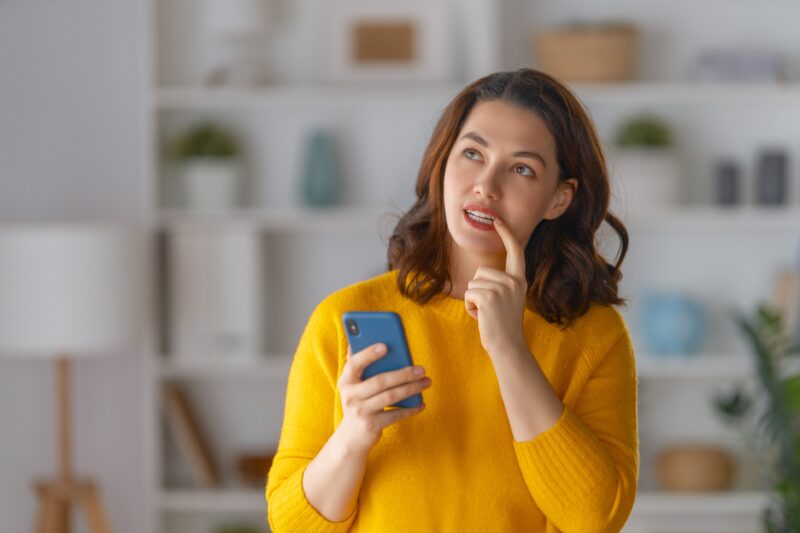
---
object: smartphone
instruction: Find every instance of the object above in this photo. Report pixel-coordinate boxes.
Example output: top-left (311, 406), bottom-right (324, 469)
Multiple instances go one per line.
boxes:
top-left (342, 311), bottom-right (422, 409)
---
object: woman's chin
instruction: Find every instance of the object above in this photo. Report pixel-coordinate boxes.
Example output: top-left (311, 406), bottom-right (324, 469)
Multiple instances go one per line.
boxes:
top-left (450, 232), bottom-right (504, 256)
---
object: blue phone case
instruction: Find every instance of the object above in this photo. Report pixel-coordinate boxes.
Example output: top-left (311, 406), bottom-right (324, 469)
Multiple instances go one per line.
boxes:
top-left (342, 311), bottom-right (422, 409)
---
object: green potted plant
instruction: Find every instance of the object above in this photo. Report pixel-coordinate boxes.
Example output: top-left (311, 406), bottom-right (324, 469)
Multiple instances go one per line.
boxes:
top-left (168, 122), bottom-right (243, 210)
top-left (610, 113), bottom-right (683, 216)
top-left (712, 304), bottom-right (800, 532)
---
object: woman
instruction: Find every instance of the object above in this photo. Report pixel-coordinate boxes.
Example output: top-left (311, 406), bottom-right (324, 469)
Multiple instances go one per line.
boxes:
top-left (266, 68), bottom-right (638, 533)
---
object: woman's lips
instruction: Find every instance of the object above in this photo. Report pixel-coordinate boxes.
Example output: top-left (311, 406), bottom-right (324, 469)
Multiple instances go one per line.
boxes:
top-left (463, 209), bottom-right (497, 232)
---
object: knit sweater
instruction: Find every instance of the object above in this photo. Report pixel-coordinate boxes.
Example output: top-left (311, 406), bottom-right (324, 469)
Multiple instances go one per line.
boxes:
top-left (266, 269), bottom-right (639, 533)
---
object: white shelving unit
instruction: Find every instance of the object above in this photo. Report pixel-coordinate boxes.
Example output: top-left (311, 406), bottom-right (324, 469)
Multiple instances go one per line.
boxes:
top-left (144, 1), bottom-right (800, 532)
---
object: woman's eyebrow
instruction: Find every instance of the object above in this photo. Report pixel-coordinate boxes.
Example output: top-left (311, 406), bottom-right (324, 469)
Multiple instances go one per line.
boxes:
top-left (459, 131), bottom-right (547, 169)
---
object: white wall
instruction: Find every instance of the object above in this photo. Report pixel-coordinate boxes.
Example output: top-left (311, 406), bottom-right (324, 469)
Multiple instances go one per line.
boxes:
top-left (0, 1), bottom-right (146, 532)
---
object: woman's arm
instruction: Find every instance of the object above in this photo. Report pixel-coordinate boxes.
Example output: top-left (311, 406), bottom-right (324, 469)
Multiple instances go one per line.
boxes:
top-left (267, 299), bottom-right (428, 531)
top-left (301, 422), bottom-right (369, 522)
top-left (500, 326), bottom-right (639, 533)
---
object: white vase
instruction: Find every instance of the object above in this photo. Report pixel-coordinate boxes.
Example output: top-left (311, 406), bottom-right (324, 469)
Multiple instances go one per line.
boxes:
top-left (179, 158), bottom-right (242, 210)
top-left (608, 148), bottom-right (683, 216)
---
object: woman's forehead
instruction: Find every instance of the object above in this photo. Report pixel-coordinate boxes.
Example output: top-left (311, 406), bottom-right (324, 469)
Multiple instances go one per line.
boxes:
top-left (459, 101), bottom-right (556, 159)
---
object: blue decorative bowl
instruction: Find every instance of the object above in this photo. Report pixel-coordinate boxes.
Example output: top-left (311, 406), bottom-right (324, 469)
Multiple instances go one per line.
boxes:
top-left (641, 290), bottom-right (706, 356)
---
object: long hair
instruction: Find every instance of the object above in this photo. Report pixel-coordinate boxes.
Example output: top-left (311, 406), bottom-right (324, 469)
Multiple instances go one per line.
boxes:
top-left (387, 68), bottom-right (628, 328)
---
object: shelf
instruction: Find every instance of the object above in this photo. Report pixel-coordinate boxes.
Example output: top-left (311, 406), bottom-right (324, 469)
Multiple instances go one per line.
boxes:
top-left (156, 487), bottom-right (770, 515)
top-left (633, 490), bottom-right (771, 515)
top-left (156, 354), bottom-right (293, 380)
top-left (637, 353), bottom-right (754, 380)
top-left (155, 352), bottom-right (755, 381)
top-left (573, 81), bottom-right (800, 105)
top-left (157, 489), bottom-right (266, 513)
top-left (155, 206), bottom-right (394, 233)
top-left (155, 82), bottom-right (800, 110)
top-left (620, 206), bottom-right (800, 231)
top-left (156, 83), bottom-right (461, 110)
top-left (154, 205), bottom-right (800, 233)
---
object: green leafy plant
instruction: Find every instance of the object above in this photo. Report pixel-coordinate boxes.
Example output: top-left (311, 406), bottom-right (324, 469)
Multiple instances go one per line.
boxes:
top-left (615, 114), bottom-right (672, 148)
top-left (712, 304), bottom-right (800, 532)
top-left (170, 122), bottom-right (239, 160)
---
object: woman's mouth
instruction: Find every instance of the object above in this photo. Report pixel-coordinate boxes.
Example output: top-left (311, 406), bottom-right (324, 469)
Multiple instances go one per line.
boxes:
top-left (463, 209), bottom-right (497, 231)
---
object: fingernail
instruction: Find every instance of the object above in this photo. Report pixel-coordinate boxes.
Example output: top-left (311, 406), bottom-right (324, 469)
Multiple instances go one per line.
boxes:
top-left (413, 366), bottom-right (424, 376)
top-left (374, 343), bottom-right (386, 354)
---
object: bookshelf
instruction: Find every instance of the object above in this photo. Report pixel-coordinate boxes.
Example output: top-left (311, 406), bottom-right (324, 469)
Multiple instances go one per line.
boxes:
top-left (144, 1), bottom-right (800, 531)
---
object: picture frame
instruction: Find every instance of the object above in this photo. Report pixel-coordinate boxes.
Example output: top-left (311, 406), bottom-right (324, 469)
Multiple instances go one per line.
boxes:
top-left (323, 0), bottom-right (453, 83)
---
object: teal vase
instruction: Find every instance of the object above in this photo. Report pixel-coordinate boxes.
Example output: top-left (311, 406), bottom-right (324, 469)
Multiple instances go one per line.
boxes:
top-left (301, 130), bottom-right (340, 207)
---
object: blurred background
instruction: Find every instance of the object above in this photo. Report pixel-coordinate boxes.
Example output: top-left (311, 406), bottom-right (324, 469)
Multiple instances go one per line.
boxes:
top-left (3, 0), bottom-right (800, 532)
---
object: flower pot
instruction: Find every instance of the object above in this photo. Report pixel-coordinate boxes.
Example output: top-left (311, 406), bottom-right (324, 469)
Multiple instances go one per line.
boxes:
top-left (609, 148), bottom-right (683, 215)
top-left (179, 158), bottom-right (242, 210)
top-left (656, 444), bottom-right (735, 492)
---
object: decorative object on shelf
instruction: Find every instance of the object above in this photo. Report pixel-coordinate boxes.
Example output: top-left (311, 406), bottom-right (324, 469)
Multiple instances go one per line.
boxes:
top-left (712, 304), bottom-right (800, 532)
top-left (167, 229), bottom-right (266, 357)
top-left (690, 50), bottom-right (786, 83)
top-left (609, 114), bottom-right (683, 215)
top-left (203, 0), bottom-right (272, 86)
top-left (323, 0), bottom-right (453, 83)
top-left (162, 382), bottom-right (220, 488)
top-left (532, 21), bottom-right (637, 82)
top-left (656, 443), bottom-right (735, 491)
top-left (169, 122), bottom-right (244, 210)
top-left (300, 129), bottom-right (342, 207)
top-left (641, 289), bottom-right (707, 356)
top-left (714, 159), bottom-right (741, 206)
top-left (236, 450), bottom-right (277, 487)
top-left (0, 223), bottom-right (146, 533)
top-left (755, 148), bottom-right (789, 205)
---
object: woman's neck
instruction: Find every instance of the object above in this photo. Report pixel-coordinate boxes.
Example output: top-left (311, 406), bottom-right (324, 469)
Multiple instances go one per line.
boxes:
top-left (447, 245), bottom-right (506, 300)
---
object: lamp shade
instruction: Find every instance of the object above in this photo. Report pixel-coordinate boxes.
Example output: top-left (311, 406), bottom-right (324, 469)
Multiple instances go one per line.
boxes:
top-left (0, 223), bottom-right (146, 358)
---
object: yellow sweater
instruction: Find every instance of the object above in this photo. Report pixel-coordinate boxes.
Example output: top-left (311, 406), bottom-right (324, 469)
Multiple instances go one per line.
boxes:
top-left (266, 269), bottom-right (638, 533)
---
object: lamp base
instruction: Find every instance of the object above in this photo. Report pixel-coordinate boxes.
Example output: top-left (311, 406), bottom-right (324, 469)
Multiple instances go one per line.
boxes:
top-left (34, 478), bottom-right (111, 533)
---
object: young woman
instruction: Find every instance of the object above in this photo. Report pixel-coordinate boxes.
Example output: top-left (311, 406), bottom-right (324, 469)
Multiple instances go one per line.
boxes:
top-left (266, 68), bottom-right (638, 533)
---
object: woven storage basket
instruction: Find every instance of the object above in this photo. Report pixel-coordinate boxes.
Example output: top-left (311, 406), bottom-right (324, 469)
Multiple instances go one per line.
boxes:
top-left (533, 24), bottom-right (637, 82)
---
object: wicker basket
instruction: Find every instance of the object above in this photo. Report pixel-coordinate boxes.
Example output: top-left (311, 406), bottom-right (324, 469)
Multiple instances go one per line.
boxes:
top-left (532, 24), bottom-right (638, 82)
top-left (656, 444), bottom-right (735, 492)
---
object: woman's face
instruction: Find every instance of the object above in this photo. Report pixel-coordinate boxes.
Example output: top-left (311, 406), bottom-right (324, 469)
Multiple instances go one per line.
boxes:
top-left (443, 99), bottom-right (577, 258)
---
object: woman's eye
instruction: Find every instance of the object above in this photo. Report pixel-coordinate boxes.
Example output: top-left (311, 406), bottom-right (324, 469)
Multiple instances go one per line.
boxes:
top-left (463, 149), bottom-right (481, 161)
top-left (515, 164), bottom-right (534, 177)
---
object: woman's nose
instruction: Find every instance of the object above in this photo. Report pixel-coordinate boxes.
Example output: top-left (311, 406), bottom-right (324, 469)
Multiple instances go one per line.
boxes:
top-left (472, 167), bottom-right (502, 200)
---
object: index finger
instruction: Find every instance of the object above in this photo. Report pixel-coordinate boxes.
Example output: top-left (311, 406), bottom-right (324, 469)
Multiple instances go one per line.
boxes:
top-left (344, 342), bottom-right (388, 382)
top-left (493, 217), bottom-right (525, 280)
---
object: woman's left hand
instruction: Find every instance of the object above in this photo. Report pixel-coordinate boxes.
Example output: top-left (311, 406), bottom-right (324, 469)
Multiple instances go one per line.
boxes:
top-left (464, 217), bottom-right (528, 359)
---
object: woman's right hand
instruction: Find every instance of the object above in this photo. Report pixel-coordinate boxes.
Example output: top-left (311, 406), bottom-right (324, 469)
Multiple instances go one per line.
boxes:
top-left (336, 342), bottom-right (431, 455)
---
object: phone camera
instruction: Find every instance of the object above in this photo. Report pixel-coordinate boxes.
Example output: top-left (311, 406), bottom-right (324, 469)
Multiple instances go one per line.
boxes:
top-left (345, 319), bottom-right (359, 336)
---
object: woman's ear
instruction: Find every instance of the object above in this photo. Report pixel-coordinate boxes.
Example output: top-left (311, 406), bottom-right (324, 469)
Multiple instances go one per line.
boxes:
top-left (543, 178), bottom-right (578, 220)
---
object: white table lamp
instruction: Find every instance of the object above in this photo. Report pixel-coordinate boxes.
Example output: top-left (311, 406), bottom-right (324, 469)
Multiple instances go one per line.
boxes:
top-left (0, 223), bottom-right (146, 533)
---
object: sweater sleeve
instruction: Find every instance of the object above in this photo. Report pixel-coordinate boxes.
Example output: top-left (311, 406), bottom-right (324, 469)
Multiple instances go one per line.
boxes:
top-left (265, 298), bottom-right (357, 532)
top-left (512, 326), bottom-right (639, 533)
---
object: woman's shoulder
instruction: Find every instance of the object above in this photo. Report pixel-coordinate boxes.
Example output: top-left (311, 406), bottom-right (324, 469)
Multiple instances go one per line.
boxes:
top-left (561, 302), bottom-right (631, 356)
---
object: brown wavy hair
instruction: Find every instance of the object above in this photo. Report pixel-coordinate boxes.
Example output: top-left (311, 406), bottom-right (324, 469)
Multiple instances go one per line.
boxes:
top-left (386, 68), bottom-right (628, 328)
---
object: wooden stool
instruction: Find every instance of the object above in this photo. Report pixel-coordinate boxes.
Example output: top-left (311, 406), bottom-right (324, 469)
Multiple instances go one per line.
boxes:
top-left (31, 358), bottom-right (113, 533)
top-left (34, 479), bottom-right (110, 533)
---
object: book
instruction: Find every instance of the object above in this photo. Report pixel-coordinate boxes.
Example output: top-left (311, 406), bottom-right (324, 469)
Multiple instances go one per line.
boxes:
top-left (162, 382), bottom-right (220, 488)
